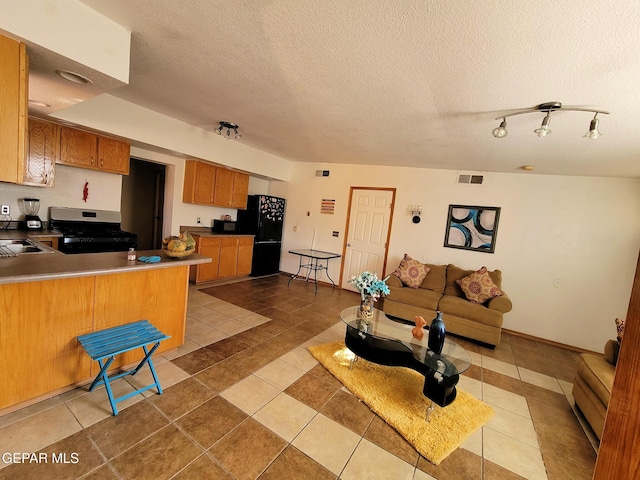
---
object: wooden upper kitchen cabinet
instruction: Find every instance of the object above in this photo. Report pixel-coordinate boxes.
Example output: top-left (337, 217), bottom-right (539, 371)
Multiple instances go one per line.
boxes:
top-left (58, 126), bottom-right (130, 175)
top-left (183, 159), bottom-right (249, 208)
top-left (183, 159), bottom-right (217, 204)
top-left (0, 34), bottom-right (28, 185)
top-left (24, 118), bottom-right (59, 187)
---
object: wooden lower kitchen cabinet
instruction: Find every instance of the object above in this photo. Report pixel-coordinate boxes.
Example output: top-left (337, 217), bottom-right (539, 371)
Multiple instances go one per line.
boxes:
top-left (29, 235), bottom-right (59, 250)
top-left (190, 235), bottom-right (254, 283)
top-left (190, 236), bottom-right (222, 283)
top-left (0, 277), bottom-right (95, 409)
top-left (0, 266), bottom-right (189, 410)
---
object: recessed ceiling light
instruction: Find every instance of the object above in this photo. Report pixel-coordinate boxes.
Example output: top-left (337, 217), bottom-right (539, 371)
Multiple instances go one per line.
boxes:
top-left (55, 70), bottom-right (93, 85)
top-left (28, 100), bottom-right (50, 107)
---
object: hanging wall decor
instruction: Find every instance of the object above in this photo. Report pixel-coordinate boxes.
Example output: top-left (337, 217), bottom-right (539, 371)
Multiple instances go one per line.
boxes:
top-left (443, 205), bottom-right (500, 253)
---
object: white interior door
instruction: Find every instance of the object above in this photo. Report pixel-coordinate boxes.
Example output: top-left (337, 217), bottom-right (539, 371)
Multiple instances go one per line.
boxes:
top-left (341, 188), bottom-right (394, 291)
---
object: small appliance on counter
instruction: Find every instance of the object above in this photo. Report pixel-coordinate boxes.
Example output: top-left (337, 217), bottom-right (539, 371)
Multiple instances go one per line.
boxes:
top-left (212, 219), bottom-right (238, 233)
top-left (23, 198), bottom-right (42, 230)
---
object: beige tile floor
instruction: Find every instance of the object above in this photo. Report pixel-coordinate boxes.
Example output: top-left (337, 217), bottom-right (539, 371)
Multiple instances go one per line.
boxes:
top-left (0, 275), bottom-right (598, 479)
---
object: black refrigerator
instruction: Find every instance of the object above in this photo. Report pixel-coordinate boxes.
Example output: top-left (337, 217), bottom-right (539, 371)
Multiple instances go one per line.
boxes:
top-left (237, 195), bottom-right (286, 276)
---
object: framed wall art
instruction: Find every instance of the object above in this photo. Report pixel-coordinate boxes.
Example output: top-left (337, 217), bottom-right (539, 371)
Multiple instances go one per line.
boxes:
top-left (443, 205), bottom-right (501, 253)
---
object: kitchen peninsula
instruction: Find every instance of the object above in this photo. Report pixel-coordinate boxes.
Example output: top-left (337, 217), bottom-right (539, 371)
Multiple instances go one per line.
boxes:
top-left (0, 249), bottom-right (211, 411)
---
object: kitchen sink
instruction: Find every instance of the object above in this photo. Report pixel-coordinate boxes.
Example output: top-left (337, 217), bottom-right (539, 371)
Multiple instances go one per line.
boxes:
top-left (0, 239), bottom-right (56, 258)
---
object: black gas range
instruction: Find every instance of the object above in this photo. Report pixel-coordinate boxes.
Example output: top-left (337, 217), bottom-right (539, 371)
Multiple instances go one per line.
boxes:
top-left (49, 207), bottom-right (137, 254)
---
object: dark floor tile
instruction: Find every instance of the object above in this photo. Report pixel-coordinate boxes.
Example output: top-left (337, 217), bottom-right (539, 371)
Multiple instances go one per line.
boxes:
top-left (307, 363), bottom-right (343, 389)
top-left (417, 447), bottom-right (482, 479)
top-left (258, 445), bottom-right (337, 480)
top-left (364, 416), bottom-right (419, 467)
top-left (82, 465), bottom-right (119, 480)
top-left (285, 372), bottom-right (341, 411)
top-left (528, 397), bottom-right (586, 438)
top-left (110, 424), bottom-right (201, 480)
top-left (148, 377), bottom-right (214, 420)
top-left (534, 421), bottom-right (597, 472)
top-left (543, 452), bottom-right (594, 480)
top-left (87, 400), bottom-right (169, 459)
top-left (206, 336), bottom-right (252, 359)
top-left (176, 396), bottom-right (248, 448)
top-left (482, 459), bottom-right (528, 479)
top-left (232, 323), bottom-right (277, 346)
top-left (482, 342), bottom-right (516, 365)
top-left (320, 389), bottom-right (374, 435)
top-left (463, 363), bottom-right (483, 382)
top-left (0, 431), bottom-right (104, 480)
top-left (230, 344), bottom-right (284, 372)
top-left (482, 369), bottom-right (524, 396)
top-left (195, 357), bottom-right (252, 392)
top-left (172, 454), bottom-right (233, 479)
top-left (171, 347), bottom-right (224, 375)
top-left (209, 418), bottom-right (287, 480)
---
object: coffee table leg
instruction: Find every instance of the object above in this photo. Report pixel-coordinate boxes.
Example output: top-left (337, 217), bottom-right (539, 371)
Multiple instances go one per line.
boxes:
top-left (350, 355), bottom-right (359, 370)
top-left (425, 400), bottom-right (435, 421)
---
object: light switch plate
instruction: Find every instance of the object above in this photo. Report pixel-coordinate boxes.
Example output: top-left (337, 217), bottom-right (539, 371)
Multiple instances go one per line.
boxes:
top-left (1, 205), bottom-right (9, 215)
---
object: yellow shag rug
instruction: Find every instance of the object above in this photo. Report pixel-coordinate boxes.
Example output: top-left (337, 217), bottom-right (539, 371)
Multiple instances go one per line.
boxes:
top-left (308, 341), bottom-right (494, 465)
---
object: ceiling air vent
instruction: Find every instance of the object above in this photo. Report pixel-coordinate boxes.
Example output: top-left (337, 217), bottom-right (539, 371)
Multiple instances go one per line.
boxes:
top-left (457, 173), bottom-right (484, 185)
top-left (315, 170), bottom-right (330, 177)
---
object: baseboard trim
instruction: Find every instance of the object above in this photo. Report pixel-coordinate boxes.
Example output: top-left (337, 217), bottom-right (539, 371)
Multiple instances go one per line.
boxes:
top-left (502, 328), bottom-right (599, 355)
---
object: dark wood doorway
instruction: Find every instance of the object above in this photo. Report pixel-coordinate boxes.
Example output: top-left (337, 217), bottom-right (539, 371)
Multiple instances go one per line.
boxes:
top-left (121, 158), bottom-right (166, 250)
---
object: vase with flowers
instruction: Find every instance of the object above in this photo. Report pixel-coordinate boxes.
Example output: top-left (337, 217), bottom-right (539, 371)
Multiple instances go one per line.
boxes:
top-left (348, 271), bottom-right (390, 327)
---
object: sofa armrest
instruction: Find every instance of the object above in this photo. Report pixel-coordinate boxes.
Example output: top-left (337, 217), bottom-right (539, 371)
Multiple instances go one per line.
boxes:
top-left (386, 274), bottom-right (404, 288)
top-left (486, 292), bottom-right (512, 314)
top-left (604, 339), bottom-right (620, 366)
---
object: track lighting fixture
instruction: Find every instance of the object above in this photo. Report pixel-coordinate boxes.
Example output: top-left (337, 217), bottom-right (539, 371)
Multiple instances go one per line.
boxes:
top-left (215, 121), bottom-right (242, 140)
top-left (492, 102), bottom-right (609, 139)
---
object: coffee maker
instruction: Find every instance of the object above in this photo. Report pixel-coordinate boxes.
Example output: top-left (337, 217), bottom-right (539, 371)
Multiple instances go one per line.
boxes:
top-left (23, 198), bottom-right (42, 229)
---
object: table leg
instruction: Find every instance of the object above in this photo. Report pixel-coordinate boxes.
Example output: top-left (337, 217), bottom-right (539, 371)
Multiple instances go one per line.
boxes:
top-left (324, 259), bottom-right (336, 288)
top-left (288, 255), bottom-right (305, 287)
top-left (425, 400), bottom-right (435, 421)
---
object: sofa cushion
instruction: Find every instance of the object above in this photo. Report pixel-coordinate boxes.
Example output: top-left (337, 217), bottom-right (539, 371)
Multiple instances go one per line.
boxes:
top-left (393, 254), bottom-right (430, 288)
top-left (577, 353), bottom-right (615, 407)
top-left (387, 285), bottom-right (442, 311)
top-left (456, 266), bottom-right (503, 304)
top-left (437, 295), bottom-right (504, 327)
top-left (445, 264), bottom-right (502, 298)
top-left (419, 263), bottom-right (447, 294)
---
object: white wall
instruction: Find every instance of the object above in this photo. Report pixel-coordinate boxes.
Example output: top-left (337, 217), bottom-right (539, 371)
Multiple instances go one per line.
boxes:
top-left (0, 165), bottom-right (122, 220)
top-left (269, 163), bottom-right (640, 351)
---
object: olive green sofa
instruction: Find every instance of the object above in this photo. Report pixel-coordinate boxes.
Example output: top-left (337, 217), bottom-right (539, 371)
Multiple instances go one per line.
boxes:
top-left (382, 263), bottom-right (512, 347)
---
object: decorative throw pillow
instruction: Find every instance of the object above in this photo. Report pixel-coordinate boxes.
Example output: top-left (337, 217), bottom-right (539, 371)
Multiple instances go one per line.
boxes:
top-left (393, 254), bottom-right (430, 289)
top-left (456, 266), bottom-right (503, 304)
top-left (615, 318), bottom-right (625, 344)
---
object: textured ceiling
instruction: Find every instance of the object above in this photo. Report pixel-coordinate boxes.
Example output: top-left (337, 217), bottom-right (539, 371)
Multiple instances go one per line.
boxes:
top-left (28, 1), bottom-right (640, 178)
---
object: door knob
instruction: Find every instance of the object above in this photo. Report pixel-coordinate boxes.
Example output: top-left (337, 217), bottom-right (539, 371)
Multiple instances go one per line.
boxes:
top-left (347, 243), bottom-right (351, 247)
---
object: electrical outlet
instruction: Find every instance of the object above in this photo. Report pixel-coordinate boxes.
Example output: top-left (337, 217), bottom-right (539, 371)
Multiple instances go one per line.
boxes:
top-left (1, 205), bottom-right (9, 215)
top-left (197, 217), bottom-right (201, 224)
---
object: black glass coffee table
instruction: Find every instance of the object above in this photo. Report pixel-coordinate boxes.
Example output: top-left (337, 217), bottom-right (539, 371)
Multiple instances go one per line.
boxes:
top-left (339, 306), bottom-right (471, 419)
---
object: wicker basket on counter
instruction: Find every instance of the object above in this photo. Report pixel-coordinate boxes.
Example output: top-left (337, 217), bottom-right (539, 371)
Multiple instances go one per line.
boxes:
top-left (162, 248), bottom-right (195, 258)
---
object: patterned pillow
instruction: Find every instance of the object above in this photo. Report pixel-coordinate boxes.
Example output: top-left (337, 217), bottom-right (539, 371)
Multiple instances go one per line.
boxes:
top-left (393, 254), bottom-right (430, 289)
top-left (456, 266), bottom-right (503, 304)
top-left (615, 318), bottom-right (625, 344)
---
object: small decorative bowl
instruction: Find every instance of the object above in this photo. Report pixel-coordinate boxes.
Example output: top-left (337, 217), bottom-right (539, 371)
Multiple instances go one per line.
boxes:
top-left (162, 248), bottom-right (195, 258)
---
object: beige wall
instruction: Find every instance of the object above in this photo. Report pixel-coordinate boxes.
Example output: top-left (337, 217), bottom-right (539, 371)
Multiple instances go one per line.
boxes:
top-left (269, 163), bottom-right (640, 352)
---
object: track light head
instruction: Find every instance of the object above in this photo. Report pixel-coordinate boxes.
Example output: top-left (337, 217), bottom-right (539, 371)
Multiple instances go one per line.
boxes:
top-left (492, 118), bottom-right (508, 138)
top-left (584, 114), bottom-right (602, 139)
top-left (534, 113), bottom-right (552, 137)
